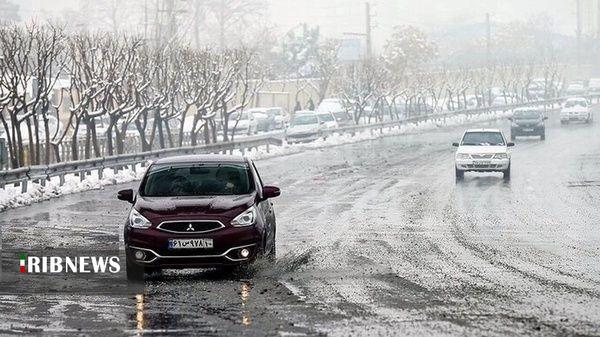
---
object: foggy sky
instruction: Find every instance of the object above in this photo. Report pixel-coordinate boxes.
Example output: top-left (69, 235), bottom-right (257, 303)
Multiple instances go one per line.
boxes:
top-left (18, 0), bottom-right (578, 36)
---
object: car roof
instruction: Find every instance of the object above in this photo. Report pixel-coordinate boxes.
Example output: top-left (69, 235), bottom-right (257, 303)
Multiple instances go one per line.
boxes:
top-left (153, 154), bottom-right (248, 165)
top-left (295, 110), bottom-right (317, 115)
top-left (566, 97), bottom-right (587, 101)
top-left (513, 107), bottom-right (541, 112)
top-left (464, 128), bottom-right (502, 133)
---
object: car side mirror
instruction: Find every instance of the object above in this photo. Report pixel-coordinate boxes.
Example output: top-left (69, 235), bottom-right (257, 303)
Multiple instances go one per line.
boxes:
top-left (507, 142), bottom-right (515, 147)
top-left (543, 116), bottom-right (548, 120)
top-left (262, 186), bottom-right (281, 199)
top-left (508, 117), bottom-right (513, 121)
top-left (117, 189), bottom-right (135, 203)
top-left (452, 142), bottom-right (459, 147)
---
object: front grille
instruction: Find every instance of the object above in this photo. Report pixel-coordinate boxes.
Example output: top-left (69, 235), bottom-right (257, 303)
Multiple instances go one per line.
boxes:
top-left (471, 154), bottom-right (494, 159)
top-left (157, 221), bottom-right (224, 233)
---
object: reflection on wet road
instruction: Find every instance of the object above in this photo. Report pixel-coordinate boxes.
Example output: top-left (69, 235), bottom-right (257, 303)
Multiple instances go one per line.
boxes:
top-left (1, 108), bottom-right (600, 336)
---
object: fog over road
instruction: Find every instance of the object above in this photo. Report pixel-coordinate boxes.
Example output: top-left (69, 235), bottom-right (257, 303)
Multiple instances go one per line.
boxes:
top-left (1, 108), bottom-right (600, 336)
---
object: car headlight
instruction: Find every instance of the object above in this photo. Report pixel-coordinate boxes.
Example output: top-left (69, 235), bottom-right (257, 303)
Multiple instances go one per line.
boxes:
top-left (231, 206), bottom-right (257, 227)
top-left (129, 208), bottom-right (152, 229)
top-left (456, 153), bottom-right (470, 159)
top-left (494, 153), bottom-right (508, 159)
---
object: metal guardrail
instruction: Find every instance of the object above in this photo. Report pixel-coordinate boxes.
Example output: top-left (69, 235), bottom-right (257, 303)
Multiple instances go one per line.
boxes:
top-left (0, 135), bottom-right (282, 192)
top-left (1, 95), bottom-right (598, 194)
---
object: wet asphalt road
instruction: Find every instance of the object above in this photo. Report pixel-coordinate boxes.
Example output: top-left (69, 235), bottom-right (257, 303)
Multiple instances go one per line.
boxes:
top-left (1, 108), bottom-right (600, 336)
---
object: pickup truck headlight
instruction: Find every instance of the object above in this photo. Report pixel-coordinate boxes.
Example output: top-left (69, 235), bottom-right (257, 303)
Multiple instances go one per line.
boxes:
top-left (456, 153), bottom-right (470, 159)
top-left (129, 208), bottom-right (152, 229)
top-left (231, 206), bottom-right (257, 227)
top-left (494, 153), bottom-right (508, 159)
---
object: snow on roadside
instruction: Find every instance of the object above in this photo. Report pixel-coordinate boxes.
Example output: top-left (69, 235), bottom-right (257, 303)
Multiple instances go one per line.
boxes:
top-left (0, 109), bottom-right (510, 212)
top-left (0, 166), bottom-right (145, 212)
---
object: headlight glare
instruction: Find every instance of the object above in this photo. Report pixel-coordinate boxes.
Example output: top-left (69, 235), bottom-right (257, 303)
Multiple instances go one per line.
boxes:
top-left (129, 208), bottom-right (152, 229)
top-left (457, 153), bottom-right (470, 159)
top-left (231, 206), bottom-right (257, 227)
top-left (494, 153), bottom-right (508, 159)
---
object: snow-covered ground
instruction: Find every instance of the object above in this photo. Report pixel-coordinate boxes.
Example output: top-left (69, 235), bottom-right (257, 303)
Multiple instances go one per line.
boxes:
top-left (0, 109), bottom-right (510, 212)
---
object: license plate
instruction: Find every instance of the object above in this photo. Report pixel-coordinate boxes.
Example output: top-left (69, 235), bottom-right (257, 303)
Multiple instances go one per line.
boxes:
top-left (522, 128), bottom-right (534, 132)
top-left (168, 238), bottom-right (214, 249)
top-left (473, 160), bottom-right (490, 165)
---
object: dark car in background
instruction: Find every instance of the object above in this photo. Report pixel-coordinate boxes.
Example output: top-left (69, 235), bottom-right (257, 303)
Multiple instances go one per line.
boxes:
top-left (117, 155), bottom-right (280, 279)
top-left (510, 107), bottom-right (547, 140)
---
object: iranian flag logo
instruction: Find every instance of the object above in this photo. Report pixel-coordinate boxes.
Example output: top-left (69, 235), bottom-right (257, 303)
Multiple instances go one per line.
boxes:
top-left (19, 253), bottom-right (26, 273)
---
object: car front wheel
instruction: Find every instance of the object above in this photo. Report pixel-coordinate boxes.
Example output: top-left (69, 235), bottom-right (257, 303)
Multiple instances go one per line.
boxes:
top-left (503, 164), bottom-right (511, 181)
top-left (455, 167), bottom-right (464, 181)
top-left (126, 255), bottom-right (144, 281)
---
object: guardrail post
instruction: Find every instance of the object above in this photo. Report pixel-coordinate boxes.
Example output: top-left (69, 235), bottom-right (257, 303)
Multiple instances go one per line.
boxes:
top-left (59, 174), bottom-right (65, 186)
top-left (131, 163), bottom-right (136, 173)
top-left (97, 168), bottom-right (103, 180)
top-left (80, 171), bottom-right (85, 182)
top-left (21, 180), bottom-right (27, 193)
top-left (266, 143), bottom-right (270, 153)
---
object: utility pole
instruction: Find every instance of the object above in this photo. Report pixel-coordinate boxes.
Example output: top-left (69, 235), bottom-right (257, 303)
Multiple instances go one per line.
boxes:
top-left (485, 13), bottom-right (491, 67)
top-left (365, 2), bottom-right (372, 59)
top-left (576, 0), bottom-right (582, 66)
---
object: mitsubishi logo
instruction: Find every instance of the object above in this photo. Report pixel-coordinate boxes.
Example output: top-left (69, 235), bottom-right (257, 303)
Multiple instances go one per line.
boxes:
top-left (186, 224), bottom-right (195, 231)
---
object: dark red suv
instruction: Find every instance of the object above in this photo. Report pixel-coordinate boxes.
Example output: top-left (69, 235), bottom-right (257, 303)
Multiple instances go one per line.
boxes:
top-left (117, 155), bottom-right (280, 279)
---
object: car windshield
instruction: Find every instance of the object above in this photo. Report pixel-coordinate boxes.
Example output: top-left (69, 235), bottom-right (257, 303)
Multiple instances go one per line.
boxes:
top-left (140, 164), bottom-right (252, 196)
top-left (292, 114), bottom-right (318, 126)
top-left (461, 132), bottom-right (505, 146)
top-left (234, 112), bottom-right (249, 120)
top-left (318, 113), bottom-right (334, 122)
top-left (317, 101), bottom-right (343, 112)
top-left (513, 110), bottom-right (541, 119)
top-left (565, 100), bottom-right (587, 108)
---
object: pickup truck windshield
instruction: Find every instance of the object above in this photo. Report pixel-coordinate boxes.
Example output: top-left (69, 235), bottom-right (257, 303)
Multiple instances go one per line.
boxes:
top-left (140, 164), bottom-right (252, 196)
top-left (461, 132), bottom-right (505, 146)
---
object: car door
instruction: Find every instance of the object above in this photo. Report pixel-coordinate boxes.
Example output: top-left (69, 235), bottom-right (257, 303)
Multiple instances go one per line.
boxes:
top-left (250, 161), bottom-right (275, 249)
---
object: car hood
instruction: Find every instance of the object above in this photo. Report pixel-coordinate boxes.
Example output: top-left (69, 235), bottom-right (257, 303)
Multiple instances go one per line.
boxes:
top-left (135, 194), bottom-right (255, 222)
top-left (457, 145), bottom-right (507, 154)
top-left (561, 107), bottom-right (589, 113)
top-left (287, 124), bottom-right (319, 134)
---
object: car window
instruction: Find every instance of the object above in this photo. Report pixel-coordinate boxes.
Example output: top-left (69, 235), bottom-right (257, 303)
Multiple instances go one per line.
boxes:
top-left (292, 114), bottom-right (318, 126)
top-left (461, 132), bottom-right (505, 146)
top-left (318, 113), bottom-right (334, 122)
top-left (139, 164), bottom-right (252, 196)
top-left (565, 100), bottom-right (587, 108)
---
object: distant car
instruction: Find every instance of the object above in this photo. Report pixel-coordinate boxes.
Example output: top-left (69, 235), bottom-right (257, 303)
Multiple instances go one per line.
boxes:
top-left (566, 83), bottom-right (587, 96)
top-left (317, 98), bottom-right (352, 125)
top-left (453, 129), bottom-right (514, 181)
top-left (588, 78), bottom-right (600, 95)
top-left (228, 111), bottom-right (259, 135)
top-left (560, 97), bottom-right (592, 124)
top-left (285, 111), bottom-right (323, 143)
top-left (316, 111), bottom-right (339, 129)
top-left (264, 107), bottom-right (288, 130)
top-left (510, 107), bottom-right (547, 140)
top-left (491, 94), bottom-right (518, 107)
top-left (118, 154), bottom-right (280, 279)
